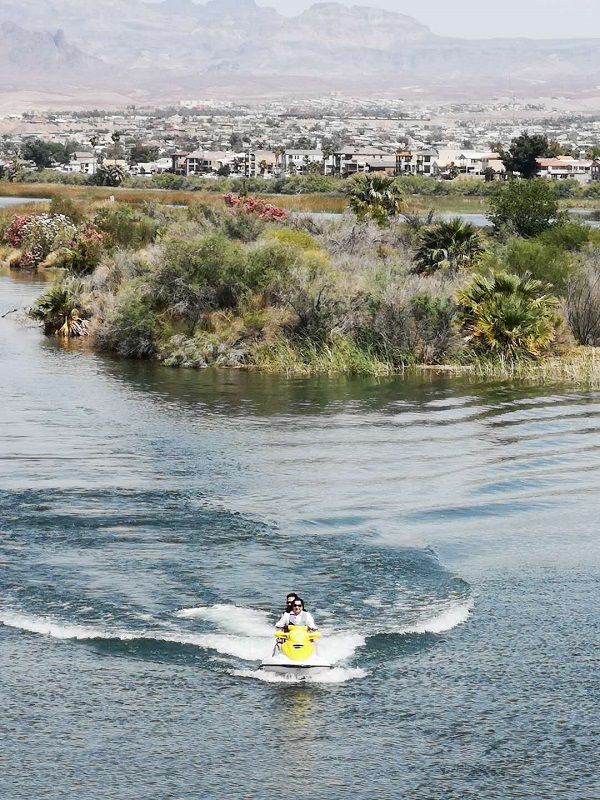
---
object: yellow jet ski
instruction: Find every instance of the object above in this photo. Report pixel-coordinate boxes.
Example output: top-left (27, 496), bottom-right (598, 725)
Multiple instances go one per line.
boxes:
top-left (259, 626), bottom-right (333, 675)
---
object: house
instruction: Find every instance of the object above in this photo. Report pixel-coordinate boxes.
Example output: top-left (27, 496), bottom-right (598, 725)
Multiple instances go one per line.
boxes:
top-left (280, 149), bottom-right (329, 175)
top-left (395, 150), bottom-right (413, 175)
top-left (332, 146), bottom-right (394, 177)
top-left (68, 151), bottom-right (99, 175)
top-left (536, 157), bottom-right (593, 183)
top-left (432, 150), bottom-right (505, 179)
top-left (591, 160), bottom-right (600, 182)
top-left (243, 150), bottom-right (276, 178)
top-left (170, 150), bottom-right (238, 176)
top-left (171, 151), bottom-right (190, 175)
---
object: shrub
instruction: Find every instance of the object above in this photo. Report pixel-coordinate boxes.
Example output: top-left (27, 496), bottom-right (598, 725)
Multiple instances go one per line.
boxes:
top-left (49, 196), bottom-right (86, 226)
top-left (94, 204), bottom-right (158, 249)
top-left (537, 221), bottom-right (590, 252)
top-left (5, 213), bottom-right (77, 268)
top-left (152, 233), bottom-right (248, 317)
top-left (96, 281), bottom-right (158, 358)
top-left (458, 271), bottom-right (559, 359)
top-left (504, 237), bottom-right (575, 294)
top-left (223, 193), bottom-right (288, 222)
top-left (265, 228), bottom-right (320, 251)
top-left (565, 252), bottom-right (600, 345)
top-left (489, 179), bottom-right (561, 238)
top-left (53, 224), bottom-right (105, 275)
top-left (355, 286), bottom-right (459, 366)
top-left (221, 208), bottom-right (266, 242)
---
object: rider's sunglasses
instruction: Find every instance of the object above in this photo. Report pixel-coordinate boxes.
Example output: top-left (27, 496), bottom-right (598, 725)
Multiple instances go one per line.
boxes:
top-left (293, 603), bottom-right (302, 608)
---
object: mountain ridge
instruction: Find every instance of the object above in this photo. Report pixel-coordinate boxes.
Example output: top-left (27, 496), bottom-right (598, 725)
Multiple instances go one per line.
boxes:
top-left (0, 0), bottom-right (599, 103)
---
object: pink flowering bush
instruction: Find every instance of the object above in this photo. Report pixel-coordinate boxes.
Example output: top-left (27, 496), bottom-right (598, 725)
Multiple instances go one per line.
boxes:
top-left (4, 213), bottom-right (78, 269)
top-left (5, 215), bottom-right (32, 248)
top-left (224, 193), bottom-right (288, 222)
top-left (55, 223), bottom-right (106, 274)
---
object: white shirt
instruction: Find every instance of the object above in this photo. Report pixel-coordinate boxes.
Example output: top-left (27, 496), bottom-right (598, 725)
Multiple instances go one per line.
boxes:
top-left (275, 610), bottom-right (318, 630)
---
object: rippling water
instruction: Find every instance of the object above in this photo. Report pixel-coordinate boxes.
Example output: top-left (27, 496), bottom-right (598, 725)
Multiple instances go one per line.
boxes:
top-left (1, 272), bottom-right (599, 799)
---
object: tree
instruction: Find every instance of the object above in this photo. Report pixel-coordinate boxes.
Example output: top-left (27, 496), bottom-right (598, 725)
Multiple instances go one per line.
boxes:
top-left (347, 173), bottom-right (403, 227)
top-left (21, 138), bottom-right (72, 169)
top-left (230, 132), bottom-right (244, 151)
top-left (489, 179), bottom-right (561, 238)
top-left (500, 132), bottom-right (548, 178)
top-left (129, 142), bottom-right (159, 164)
top-left (458, 271), bottom-right (558, 359)
top-left (413, 219), bottom-right (484, 275)
top-left (483, 166), bottom-right (496, 182)
top-left (545, 139), bottom-right (563, 157)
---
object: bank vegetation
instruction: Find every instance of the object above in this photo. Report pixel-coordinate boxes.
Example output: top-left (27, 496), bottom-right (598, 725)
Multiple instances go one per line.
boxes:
top-left (3, 176), bottom-right (600, 383)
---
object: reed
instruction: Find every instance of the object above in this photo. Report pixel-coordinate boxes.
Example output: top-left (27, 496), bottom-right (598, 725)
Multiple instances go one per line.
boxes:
top-left (419, 349), bottom-right (600, 386)
top-left (253, 336), bottom-right (394, 376)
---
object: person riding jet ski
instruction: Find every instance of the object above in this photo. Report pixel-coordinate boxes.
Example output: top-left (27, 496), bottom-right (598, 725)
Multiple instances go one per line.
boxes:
top-left (284, 591), bottom-right (298, 614)
top-left (275, 597), bottom-right (318, 632)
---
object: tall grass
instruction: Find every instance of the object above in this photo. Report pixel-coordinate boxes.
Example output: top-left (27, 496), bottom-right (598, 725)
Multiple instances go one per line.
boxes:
top-left (253, 336), bottom-right (394, 376)
top-left (422, 349), bottom-right (600, 385)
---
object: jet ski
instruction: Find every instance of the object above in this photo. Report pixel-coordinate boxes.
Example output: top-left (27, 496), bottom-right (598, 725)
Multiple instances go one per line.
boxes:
top-left (259, 626), bottom-right (333, 676)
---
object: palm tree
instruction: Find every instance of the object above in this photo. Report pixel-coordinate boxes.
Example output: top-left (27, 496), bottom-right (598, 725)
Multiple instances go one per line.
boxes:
top-left (110, 131), bottom-right (122, 163)
top-left (413, 219), bottom-right (483, 275)
top-left (457, 271), bottom-right (558, 359)
top-left (31, 282), bottom-right (88, 337)
top-left (346, 173), bottom-right (403, 227)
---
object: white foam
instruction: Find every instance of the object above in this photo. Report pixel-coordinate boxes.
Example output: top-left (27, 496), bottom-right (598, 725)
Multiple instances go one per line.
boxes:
top-left (157, 631), bottom-right (273, 661)
top-left (0, 610), bottom-right (135, 641)
top-left (398, 599), bottom-right (473, 635)
top-left (175, 604), bottom-right (273, 637)
top-left (232, 666), bottom-right (369, 685)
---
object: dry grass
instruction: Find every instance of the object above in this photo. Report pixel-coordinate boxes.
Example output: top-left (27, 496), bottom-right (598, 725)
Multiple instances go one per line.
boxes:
top-left (0, 181), bottom-right (347, 213)
top-left (416, 347), bottom-right (600, 385)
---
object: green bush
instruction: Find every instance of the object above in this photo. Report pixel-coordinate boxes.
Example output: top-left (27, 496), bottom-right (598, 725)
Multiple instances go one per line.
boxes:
top-left (152, 233), bottom-right (247, 317)
top-left (537, 221), bottom-right (590, 252)
top-left (97, 281), bottom-right (158, 358)
top-left (221, 209), bottom-right (265, 242)
top-left (94, 204), bottom-right (158, 249)
top-left (489, 180), bottom-right (561, 238)
top-left (504, 237), bottom-right (575, 294)
top-left (48, 196), bottom-right (86, 226)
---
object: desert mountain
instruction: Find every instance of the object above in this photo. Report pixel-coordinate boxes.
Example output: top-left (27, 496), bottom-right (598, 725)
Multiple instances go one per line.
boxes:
top-left (0, 0), bottom-right (598, 101)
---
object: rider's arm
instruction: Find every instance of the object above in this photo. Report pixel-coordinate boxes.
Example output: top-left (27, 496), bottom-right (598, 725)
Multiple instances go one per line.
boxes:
top-left (275, 612), bottom-right (289, 629)
top-left (305, 612), bottom-right (318, 631)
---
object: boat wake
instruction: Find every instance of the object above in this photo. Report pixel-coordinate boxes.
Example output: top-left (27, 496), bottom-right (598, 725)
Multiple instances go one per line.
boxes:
top-left (0, 598), bottom-right (473, 684)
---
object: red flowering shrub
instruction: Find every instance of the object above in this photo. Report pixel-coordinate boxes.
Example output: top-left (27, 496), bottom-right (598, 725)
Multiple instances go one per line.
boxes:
top-left (5, 215), bottom-right (33, 248)
top-left (223, 193), bottom-right (288, 222)
top-left (53, 223), bottom-right (106, 274)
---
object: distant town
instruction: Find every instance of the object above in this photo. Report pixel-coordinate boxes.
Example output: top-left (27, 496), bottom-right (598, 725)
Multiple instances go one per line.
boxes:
top-left (2, 97), bottom-right (600, 184)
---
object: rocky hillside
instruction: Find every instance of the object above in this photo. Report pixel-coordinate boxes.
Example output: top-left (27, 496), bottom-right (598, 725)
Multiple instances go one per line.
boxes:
top-left (0, 0), bottom-right (598, 100)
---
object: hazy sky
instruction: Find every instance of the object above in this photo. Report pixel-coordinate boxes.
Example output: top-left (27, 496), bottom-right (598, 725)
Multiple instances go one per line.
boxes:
top-left (256, 0), bottom-right (599, 39)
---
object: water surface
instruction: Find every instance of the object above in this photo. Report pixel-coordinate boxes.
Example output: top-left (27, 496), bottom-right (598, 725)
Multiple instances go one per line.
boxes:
top-left (1, 272), bottom-right (599, 799)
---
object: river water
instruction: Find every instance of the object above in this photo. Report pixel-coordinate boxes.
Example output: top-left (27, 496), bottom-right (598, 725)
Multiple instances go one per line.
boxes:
top-left (1, 271), bottom-right (599, 800)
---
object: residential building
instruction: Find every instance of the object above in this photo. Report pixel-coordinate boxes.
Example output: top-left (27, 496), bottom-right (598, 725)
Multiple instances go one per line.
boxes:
top-left (244, 150), bottom-right (276, 178)
top-left (68, 151), bottom-right (99, 175)
top-left (536, 157), bottom-right (593, 183)
top-left (332, 146), bottom-right (394, 177)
